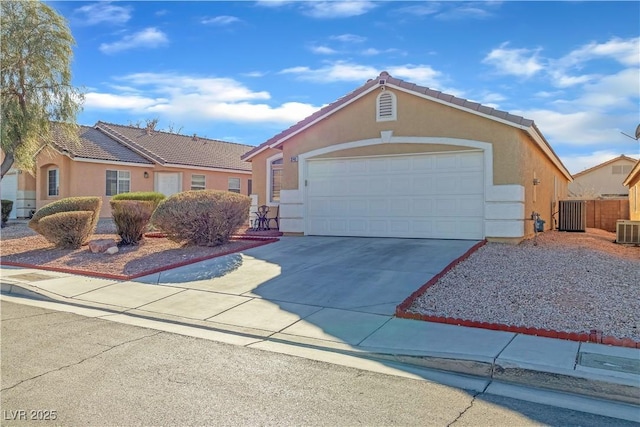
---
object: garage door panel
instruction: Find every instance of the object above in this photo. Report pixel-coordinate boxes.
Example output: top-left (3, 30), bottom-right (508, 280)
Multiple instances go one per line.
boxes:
top-left (307, 151), bottom-right (484, 239)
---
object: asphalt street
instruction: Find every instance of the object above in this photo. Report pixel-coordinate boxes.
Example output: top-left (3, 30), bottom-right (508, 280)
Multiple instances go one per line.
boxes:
top-left (1, 300), bottom-right (637, 426)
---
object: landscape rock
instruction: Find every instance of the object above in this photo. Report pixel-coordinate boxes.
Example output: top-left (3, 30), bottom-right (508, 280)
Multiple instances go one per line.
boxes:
top-left (88, 239), bottom-right (117, 253)
top-left (105, 246), bottom-right (119, 255)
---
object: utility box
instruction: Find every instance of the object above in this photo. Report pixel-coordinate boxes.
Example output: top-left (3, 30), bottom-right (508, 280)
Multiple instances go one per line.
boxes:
top-left (558, 200), bottom-right (586, 232)
top-left (535, 219), bottom-right (545, 232)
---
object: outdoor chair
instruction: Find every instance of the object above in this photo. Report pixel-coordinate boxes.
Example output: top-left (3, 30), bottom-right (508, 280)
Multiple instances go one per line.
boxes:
top-left (266, 205), bottom-right (279, 230)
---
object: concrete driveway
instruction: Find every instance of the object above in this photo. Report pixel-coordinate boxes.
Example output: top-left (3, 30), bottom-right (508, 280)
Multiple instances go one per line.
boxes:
top-left (136, 236), bottom-right (480, 316)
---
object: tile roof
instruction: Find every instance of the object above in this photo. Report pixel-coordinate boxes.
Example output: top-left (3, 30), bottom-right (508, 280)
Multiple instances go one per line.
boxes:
top-left (242, 71), bottom-right (535, 161)
top-left (96, 122), bottom-right (252, 171)
top-left (51, 125), bottom-right (152, 165)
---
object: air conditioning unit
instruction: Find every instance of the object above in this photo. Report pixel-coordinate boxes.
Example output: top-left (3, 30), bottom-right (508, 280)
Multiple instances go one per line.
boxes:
top-left (558, 200), bottom-right (586, 232)
top-left (616, 220), bottom-right (640, 244)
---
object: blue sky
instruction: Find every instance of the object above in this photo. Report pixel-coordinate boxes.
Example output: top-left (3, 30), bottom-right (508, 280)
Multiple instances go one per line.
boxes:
top-left (48, 1), bottom-right (640, 174)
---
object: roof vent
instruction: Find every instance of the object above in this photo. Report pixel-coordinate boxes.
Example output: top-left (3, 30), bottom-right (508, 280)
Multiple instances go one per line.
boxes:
top-left (379, 79), bottom-right (386, 85)
top-left (192, 133), bottom-right (198, 141)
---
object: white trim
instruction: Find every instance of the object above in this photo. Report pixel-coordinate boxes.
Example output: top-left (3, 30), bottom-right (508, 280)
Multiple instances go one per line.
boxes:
top-left (162, 163), bottom-right (252, 174)
top-left (71, 157), bottom-right (251, 174)
top-left (266, 152), bottom-right (283, 206)
top-left (73, 158), bottom-right (152, 168)
top-left (298, 136), bottom-right (495, 194)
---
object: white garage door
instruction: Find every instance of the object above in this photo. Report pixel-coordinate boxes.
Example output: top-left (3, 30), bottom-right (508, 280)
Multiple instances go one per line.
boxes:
top-left (306, 151), bottom-right (485, 239)
top-left (1, 173), bottom-right (18, 219)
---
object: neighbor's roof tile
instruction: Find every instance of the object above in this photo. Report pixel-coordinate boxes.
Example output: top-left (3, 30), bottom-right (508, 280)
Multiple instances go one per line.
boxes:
top-left (96, 122), bottom-right (253, 171)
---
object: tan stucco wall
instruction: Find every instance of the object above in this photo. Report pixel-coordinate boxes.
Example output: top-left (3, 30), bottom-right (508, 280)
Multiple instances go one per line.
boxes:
top-left (250, 88), bottom-right (568, 212)
top-left (628, 174), bottom-right (640, 221)
top-left (517, 133), bottom-right (569, 237)
top-left (35, 148), bottom-right (251, 218)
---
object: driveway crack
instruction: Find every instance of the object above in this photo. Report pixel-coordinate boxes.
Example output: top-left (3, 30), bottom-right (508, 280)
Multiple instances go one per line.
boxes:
top-left (1, 330), bottom-right (162, 392)
top-left (447, 382), bottom-right (489, 426)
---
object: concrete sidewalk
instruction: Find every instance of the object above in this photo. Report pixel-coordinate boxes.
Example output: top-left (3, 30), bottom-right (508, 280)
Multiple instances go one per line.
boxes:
top-left (1, 236), bottom-right (639, 419)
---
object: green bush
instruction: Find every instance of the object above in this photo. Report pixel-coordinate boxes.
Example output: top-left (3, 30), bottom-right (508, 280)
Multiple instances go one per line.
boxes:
top-left (29, 196), bottom-right (102, 235)
top-left (111, 191), bottom-right (165, 208)
top-left (1, 199), bottom-right (13, 227)
top-left (37, 211), bottom-right (94, 249)
top-left (110, 199), bottom-right (155, 246)
top-left (151, 190), bottom-right (250, 247)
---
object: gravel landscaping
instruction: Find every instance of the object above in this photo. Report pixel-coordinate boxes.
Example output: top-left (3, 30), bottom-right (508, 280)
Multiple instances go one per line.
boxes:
top-left (407, 228), bottom-right (640, 341)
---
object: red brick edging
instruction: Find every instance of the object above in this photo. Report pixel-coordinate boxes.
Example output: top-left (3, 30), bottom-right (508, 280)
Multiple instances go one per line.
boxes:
top-left (1, 237), bottom-right (279, 282)
top-left (395, 240), bottom-right (640, 349)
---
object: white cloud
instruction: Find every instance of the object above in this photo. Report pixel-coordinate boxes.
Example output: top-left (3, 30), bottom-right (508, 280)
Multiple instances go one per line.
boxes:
top-left (483, 43), bottom-right (544, 78)
top-left (330, 34), bottom-right (366, 43)
top-left (84, 93), bottom-right (167, 110)
top-left (310, 45), bottom-right (339, 55)
top-left (73, 2), bottom-right (132, 26)
top-left (280, 62), bottom-right (379, 83)
top-left (395, 4), bottom-right (441, 17)
top-left (83, 73), bottom-right (321, 126)
top-left (201, 15), bottom-right (242, 25)
top-left (435, 4), bottom-right (494, 21)
top-left (302, 1), bottom-right (378, 19)
top-left (99, 28), bottom-right (169, 54)
top-left (559, 37), bottom-right (640, 69)
top-left (279, 61), bottom-right (445, 87)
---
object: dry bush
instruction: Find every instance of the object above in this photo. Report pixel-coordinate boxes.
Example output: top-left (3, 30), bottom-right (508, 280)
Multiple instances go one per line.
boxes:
top-left (29, 196), bottom-right (102, 235)
top-left (110, 199), bottom-right (155, 246)
top-left (151, 190), bottom-right (250, 246)
top-left (111, 191), bottom-right (165, 208)
top-left (37, 211), bottom-right (94, 249)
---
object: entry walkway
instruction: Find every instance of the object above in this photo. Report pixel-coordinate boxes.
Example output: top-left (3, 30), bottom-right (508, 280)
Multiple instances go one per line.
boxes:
top-left (1, 237), bottom-right (638, 420)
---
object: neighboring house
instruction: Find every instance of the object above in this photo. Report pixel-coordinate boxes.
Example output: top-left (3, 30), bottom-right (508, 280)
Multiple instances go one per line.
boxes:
top-left (623, 159), bottom-right (640, 221)
top-left (242, 71), bottom-right (572, 243)
top-left (0, 162), bottom-right (36, 220)
top-left (33, 122), bottom-right (253, 218)
top-left (568, 154), bottom-right (637, 199)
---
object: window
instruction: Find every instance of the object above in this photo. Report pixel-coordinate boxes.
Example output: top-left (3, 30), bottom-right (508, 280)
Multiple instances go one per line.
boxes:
top-left (376, 90), bottom-right (397, 122)
top-left (106, 170), bottom-right (130, 196)
top-left (228, 177), bottom-right (241, 193)
top-left (270, 157), bottom-right (283, 203)
top-left (191, 174), bottom-right (205, 190)
top-left (612, 165), bottom-right (633, 175)
top-left (47, 169), bottom-right (59, 196)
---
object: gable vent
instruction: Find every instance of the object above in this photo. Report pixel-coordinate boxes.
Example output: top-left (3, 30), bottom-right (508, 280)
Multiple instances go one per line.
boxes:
top-left (376, 91), bottom-right (397, 122)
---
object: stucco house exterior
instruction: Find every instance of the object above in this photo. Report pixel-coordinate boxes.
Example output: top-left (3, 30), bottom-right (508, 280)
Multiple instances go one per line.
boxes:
top-left (242, 72), bottom-right (572, 243)
top-left (623, 159), bottom-right (640, 221)
top-left (568, 154), bottom-right (637, 199)
top-left (31, 122), bottom-right (253, 218)
top-left (0, 165), bottom-right (36, 220)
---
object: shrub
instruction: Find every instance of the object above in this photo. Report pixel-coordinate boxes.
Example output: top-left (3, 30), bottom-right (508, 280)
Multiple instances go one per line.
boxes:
top-left (29, 196), bottom-right (102, 235)
top-left (110, 199), bottom-right (155, 246)
top-left (1, 199), bottom-right (13, 228)
top-left (151, 190), bottom-right (250, 247)
top-left (111, 191), bottom-right (165, 209)
top-left (37, 211), bottom-right (94, 249)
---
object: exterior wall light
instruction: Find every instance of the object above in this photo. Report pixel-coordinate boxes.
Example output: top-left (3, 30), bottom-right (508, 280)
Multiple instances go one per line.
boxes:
top-left (144, 171), bottom-right (149, 179)
top-left (533, 178), bottom-right (541, 185)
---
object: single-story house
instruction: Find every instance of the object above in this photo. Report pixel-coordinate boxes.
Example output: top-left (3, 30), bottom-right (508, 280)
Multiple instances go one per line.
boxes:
top-left (623, 159), bottom-right (640, 221)
top-left (29, 121), bottom-right (254, 218)
top-left (568, 154), bottom-right (637, 199)
top-left (242, 71), bottom-right (573, 243)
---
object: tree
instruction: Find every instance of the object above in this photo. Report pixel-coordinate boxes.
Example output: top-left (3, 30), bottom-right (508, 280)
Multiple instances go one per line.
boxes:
top-left (1, 0), bottom-right (84, 179)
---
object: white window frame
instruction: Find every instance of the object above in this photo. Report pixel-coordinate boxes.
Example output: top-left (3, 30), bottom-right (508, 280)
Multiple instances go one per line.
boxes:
top-left (47, 168), bottom-right (59, 197)
top-left (376, 90), bottom-right (397, 122)
top-left (106, 170), bottom-right (131, 196)
top-left (228, 177), bottom-right (241, 193)
top-left (266, 152), bottom-right (283, 205)
top-left (191, 174), bottom-right (206, 190)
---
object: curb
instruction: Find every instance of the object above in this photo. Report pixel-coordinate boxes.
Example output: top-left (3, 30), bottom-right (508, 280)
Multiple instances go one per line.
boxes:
top-left (1, 282), bottom-right (638, 406)
top-left (0, 237), bottom-right (279, 281)
top-left (395, 240), bottom-right (640, 350)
